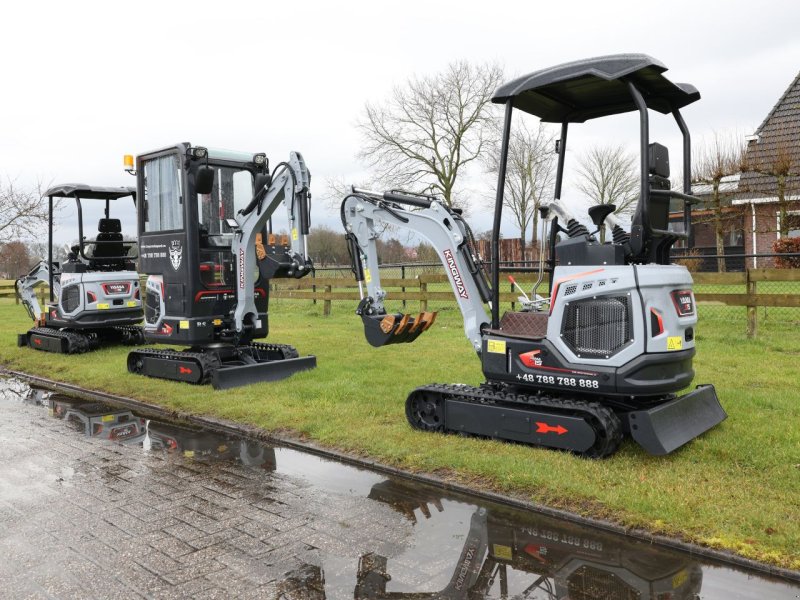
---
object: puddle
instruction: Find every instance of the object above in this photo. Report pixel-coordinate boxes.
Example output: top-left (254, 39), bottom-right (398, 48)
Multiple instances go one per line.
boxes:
top-left (0, 376), bottom-right (797, 599)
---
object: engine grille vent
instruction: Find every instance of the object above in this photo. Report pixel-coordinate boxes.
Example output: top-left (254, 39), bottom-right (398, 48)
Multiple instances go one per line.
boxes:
top-left (61, 285), bottom-right (80, 313)
top-left (562, 295), bottom-right (631, 358)
top-left (145, 289), bottom-right (161, 325)
top-left (564, 283), bottom-right (578, 296)
top-left (566, 565), bottom-right (640, 600)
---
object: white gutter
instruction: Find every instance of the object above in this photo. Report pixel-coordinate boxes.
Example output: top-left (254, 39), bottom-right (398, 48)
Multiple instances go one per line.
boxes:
top-left (751, 202), bottom-right (757, 269)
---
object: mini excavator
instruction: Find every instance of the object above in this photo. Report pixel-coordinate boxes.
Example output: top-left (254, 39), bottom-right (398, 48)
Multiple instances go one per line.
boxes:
top-left (125, 143), bottom-right (316, 389)
top-left (342, 55), bottom-right (726, 457)
top-left (16, 184), bottom-right (144, 353)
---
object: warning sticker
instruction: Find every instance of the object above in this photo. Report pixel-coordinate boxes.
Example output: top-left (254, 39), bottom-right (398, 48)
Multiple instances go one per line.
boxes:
top-left (292, 228), bottom-right (298, 241)
top-left (492, 544), bottom-right (513, 560)
top-left (487, 339), bottom-right (506, 354)
top-left (364, 268), bottom-right (372, 283)
top-left (180, 320), bottom-right (190, 330)
top-left (667, 336), bottom-right (683, 351)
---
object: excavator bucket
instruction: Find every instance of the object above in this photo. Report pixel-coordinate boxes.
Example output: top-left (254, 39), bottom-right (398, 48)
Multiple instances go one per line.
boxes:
top-left (361, 311), bottom-right (437, 347)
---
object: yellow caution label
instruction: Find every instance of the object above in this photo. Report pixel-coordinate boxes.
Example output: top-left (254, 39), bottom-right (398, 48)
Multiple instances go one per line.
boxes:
top-left (292, 228), bottom-right (298, 241)
top-left (217, 444), bottom-right (228, 453)
top-left (492, 544), bottom-right (513, 560)
top-left (213, 319), bottom-right (222, 326)
top-left (667, 336), bottom-right (683, 351)
top-left (487, 339), bottom-right (506, 354)
top-left (101, 415), bottom-right (114, 422)
top-left (97, 303), bottom-right (110, 310)
top-left (184, 450), bottom-right (195, 458)
top-left (672, 569), bottom-right (688, 588)
top-left (179, 320), bottom-right (190, 330)
top-left (364, 268), bottom-right (372, 283)
top-left (127, 300), bottom-right (137, 307)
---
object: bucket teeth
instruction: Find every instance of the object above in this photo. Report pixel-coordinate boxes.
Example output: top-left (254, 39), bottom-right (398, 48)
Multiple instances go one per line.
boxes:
top-left (393, 314), bottom-right (411, 335)
top-left (379, 314), bottom-right (396, 334)
top-left (361, 311), bottom-right (439, 347)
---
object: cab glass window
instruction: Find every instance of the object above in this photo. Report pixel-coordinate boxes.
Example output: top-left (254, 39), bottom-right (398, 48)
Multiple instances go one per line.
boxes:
top-left (197, 167), bottom-right (254, 288)
top-left (143, 155), bottom-right (183, 232)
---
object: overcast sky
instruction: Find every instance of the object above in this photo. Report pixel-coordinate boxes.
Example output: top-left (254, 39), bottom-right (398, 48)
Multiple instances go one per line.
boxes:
top-left (3, 0), bottom-right (799, 244)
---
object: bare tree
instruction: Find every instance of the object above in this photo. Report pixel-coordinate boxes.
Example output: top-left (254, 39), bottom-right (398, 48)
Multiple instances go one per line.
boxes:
top-left (692, 133), bottom-right (746, 272)
top-left (0, 178), bottom-right (52, 240)
top-left (0, 241), bottom-right (33, 278)
top-left (307, 226), bottom-right (350, 267)
top-left (358, 61), bottom-right (504, 210)
top-left (742, 135), bottom-right (800, 237)
top-left (575, 145), bottom-right (639, 240)
top-left (485, 120), bottom-right (556, 260)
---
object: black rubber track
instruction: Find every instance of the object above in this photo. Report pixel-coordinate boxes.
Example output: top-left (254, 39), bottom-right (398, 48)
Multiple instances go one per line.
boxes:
top-left (406, 383), bottom-right (623, 458)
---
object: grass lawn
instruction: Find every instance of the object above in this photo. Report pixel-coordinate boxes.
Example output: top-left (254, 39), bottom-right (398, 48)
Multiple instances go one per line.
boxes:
top-left (1, 297), bottom-right (798, 569)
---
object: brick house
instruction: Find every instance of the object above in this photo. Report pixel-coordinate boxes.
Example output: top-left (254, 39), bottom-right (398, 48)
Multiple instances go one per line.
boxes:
top-left (671, 71), bottom-right (800, 270)
top-left (734, 71), bottom-right (800, 267)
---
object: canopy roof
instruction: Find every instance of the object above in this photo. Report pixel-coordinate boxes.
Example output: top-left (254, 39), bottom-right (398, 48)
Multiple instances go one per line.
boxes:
top-left (492, 54), bottom-right (700, 123)
top-left (43, 184), bottom-right (136, 200)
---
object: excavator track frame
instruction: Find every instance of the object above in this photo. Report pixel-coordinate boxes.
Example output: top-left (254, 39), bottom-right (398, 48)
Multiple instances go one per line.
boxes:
top-left (127, 343), bottom-right (315, 390)
top-left (406, 383), bottom-right (623, 459)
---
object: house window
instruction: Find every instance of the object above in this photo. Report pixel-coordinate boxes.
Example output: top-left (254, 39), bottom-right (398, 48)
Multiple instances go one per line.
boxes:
top-left (728, 229), bottom-right (744, 246)
top-left (786, 211), bottom-right (800, 238)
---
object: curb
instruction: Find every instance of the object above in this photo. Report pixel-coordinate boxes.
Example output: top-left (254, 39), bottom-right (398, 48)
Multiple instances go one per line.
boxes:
top-left (5, 368), bottom-right (799, 584)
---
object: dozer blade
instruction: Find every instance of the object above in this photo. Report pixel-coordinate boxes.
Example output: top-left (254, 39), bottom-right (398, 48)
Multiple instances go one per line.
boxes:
top-left (628, 384), bottom-right (726, 455)
top-left (362, 311), bottom-right (437, 347)
top-left (211, 355), bottom-right (317, 390)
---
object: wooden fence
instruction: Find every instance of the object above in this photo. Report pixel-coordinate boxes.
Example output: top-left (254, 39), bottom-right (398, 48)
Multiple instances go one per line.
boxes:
top-left (3, 268), bottom-right (797, 338)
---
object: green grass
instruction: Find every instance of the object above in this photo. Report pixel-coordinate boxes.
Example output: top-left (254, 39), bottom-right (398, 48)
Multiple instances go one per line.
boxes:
top-left (1, 297), bottom-right (798, 569)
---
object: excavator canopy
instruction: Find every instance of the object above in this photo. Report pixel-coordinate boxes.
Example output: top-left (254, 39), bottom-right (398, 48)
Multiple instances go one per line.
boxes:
top-left (492, 53), bottom-right (700, 122)
top-left (43, 184), bottom-right (136, 200)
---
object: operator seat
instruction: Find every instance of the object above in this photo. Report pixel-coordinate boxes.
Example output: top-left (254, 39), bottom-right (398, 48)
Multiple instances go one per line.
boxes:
top-left (91, 218), bottom-right (126, 269)
top-left (630, 143), bottom-right (677, 264)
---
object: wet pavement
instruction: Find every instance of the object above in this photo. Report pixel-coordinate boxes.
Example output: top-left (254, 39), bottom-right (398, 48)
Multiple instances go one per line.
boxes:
top-left (0, 377), bottom-right (798, 599)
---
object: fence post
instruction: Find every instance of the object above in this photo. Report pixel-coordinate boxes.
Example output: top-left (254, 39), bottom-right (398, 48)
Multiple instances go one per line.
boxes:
top-left (746, 268), bottom-right (757, 339)
top-left (419, 279), bottom-right (427, 312)
top-left (401, 265), bottom-right (406, 309)
top-left (312, 270), bottom-right (317, 306)
top-left (323, 285), bottom-right (332, 317)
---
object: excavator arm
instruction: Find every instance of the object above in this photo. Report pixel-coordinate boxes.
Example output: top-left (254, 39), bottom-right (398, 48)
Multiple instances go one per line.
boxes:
top-left (15, 261), bottom-right (60, 323)
top-left (230, 151), bottom-right (313, 337)
top-left (341, 189), bottom-right (491, 352)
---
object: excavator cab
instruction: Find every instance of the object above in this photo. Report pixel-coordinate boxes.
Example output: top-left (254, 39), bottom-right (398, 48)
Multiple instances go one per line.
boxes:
top-left (127, 143), bottom-right (316, 388)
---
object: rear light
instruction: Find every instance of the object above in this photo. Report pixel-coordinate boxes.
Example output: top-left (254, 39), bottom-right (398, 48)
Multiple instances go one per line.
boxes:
top-left (134, 288), bottom-right (140, 300)
top-left (87, 291), bottom-right (97, 303)
top-left (670, 290), bottom-right (695, 317)
top-left (92, 424), bottom-right (103, 435)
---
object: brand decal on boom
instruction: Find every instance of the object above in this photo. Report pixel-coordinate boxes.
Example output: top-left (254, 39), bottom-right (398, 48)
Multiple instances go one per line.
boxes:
top-left (239, 248), bottom-right (245, 289)
top-left (443, 249), bottom-right (469, 299)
